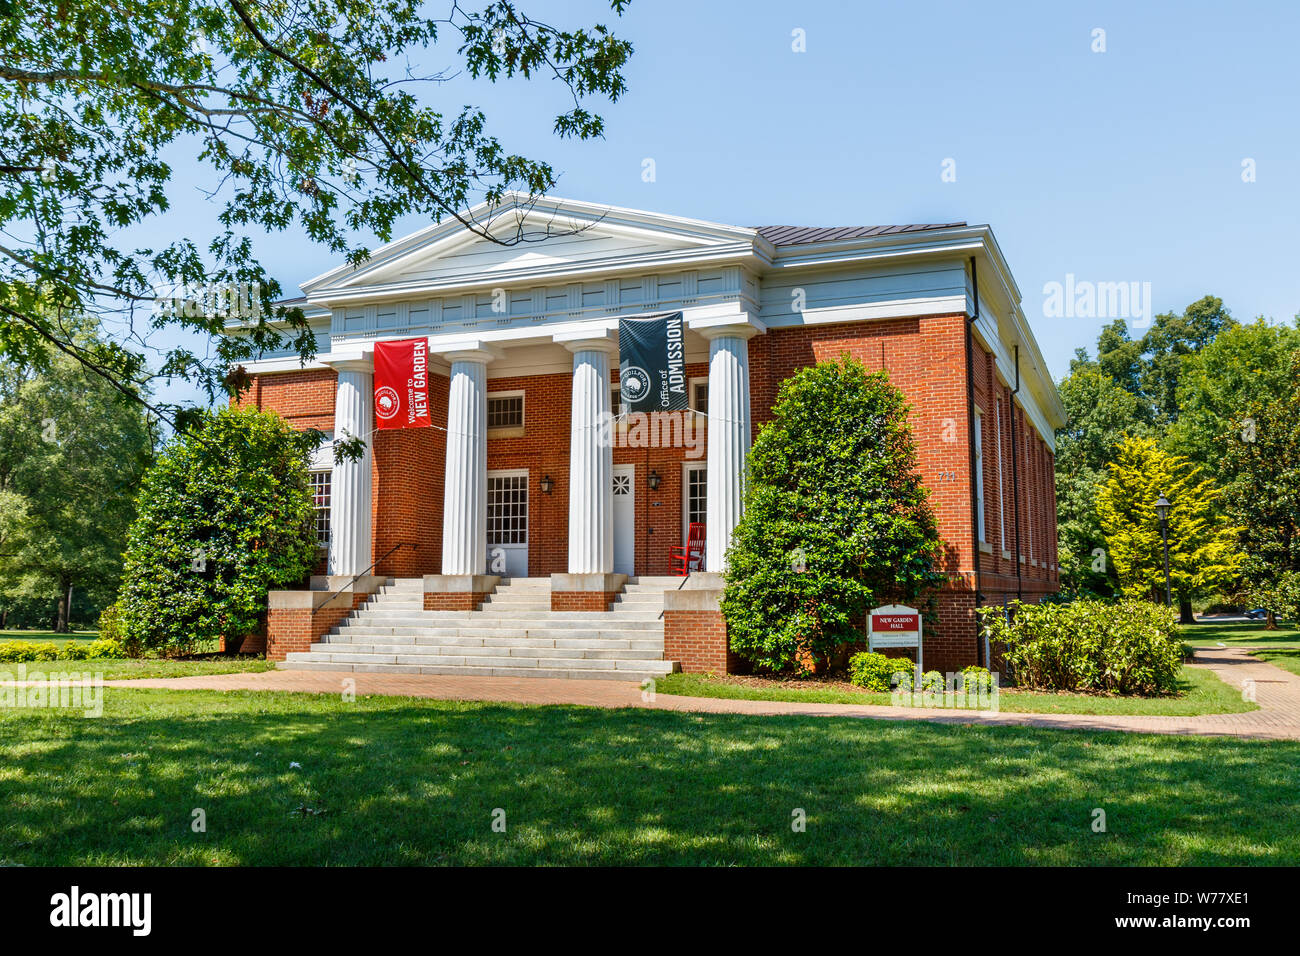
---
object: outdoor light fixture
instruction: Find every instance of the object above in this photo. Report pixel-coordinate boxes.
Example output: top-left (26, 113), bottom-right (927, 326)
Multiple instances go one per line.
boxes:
top-left (648, 469), bottom-right (661, 491)
top-left (1155, 492), bottom-right (1173, 606)
top-left (540, 475), bottom-right (553, 495)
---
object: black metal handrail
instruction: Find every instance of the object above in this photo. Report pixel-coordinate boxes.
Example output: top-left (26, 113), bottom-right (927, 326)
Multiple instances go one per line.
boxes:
top-left (317, 542), bottom-right (416, 611)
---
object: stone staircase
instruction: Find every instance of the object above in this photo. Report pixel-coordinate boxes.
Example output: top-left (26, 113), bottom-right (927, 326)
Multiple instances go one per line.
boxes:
top-left (279, 576), bottom-right (681, 681)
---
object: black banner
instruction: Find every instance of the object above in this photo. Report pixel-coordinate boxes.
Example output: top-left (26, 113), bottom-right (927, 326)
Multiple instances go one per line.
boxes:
top-left (618, 311), bottom-right (688, 413)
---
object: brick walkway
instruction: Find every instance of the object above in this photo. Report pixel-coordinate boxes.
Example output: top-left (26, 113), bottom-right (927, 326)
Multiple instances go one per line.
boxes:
top-left (80, 646), bottom-right (1300, 741)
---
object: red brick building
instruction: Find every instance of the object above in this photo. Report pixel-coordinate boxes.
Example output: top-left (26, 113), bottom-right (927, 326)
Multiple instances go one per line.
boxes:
top-left (238, 195), bottom-right (1064, 677)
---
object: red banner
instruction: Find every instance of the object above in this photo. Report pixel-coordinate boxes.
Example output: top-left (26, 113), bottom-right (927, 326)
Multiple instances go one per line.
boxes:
top-left (373, 337), bottom-right (431, 430)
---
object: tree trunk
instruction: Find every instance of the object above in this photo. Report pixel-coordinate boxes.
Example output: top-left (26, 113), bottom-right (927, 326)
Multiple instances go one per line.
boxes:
top-left (1266, 610), bottom-right (1277, 631)
top-left (1178, 595), bottom-right (1195, 625)
top-left (55, 577), bottom-right (71, 633)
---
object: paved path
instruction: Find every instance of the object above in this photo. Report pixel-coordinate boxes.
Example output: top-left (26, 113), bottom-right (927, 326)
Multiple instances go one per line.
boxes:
top-left (71, 647), bottom-right (1300, 741)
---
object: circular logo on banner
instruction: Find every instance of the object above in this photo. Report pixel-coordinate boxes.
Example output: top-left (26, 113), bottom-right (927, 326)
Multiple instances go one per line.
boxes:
top-left (620, 366), bottom-right (651, 404)
top-left (375, 386), bottom-right (400, 420)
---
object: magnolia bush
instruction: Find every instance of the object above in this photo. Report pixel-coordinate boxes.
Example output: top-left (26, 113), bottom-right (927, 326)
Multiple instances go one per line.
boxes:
top-left (722, 359), bottom-right (941, 673)
top-left (980, 599), bottom-right (1183, 696)
top-left (117, 406), bottom-right (319, 655)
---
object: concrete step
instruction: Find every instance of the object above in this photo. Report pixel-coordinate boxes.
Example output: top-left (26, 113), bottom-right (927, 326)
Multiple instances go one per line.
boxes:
top-left (322, 632), bottom-right (663, 648)
top-left (333, 625), bottom-right (664, 641)
top-left (279, 660), bottom-right (678, 680)
top-left (345, 609), bottom-right (663, 623)
top-left (307, 642), bottom-right (666, 661)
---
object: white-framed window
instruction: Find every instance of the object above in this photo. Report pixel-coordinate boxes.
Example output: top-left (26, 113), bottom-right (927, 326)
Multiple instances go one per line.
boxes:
top-left (486, 391), bottom-right (524, 430)
top-left (690, 377), bottom-right (708, 415)
top-left (995, 398), bottom-right (1006, 552)
top-left (974, 408), bottom-right (987, 543)
top-left (682, 462), bottom-right (707, 543)
top-left (610, 383), bottom-right (626, 419)
top-left (486, 472), bottom-right (528, 546)
top-left (308, 470), bottom-right (331, 549)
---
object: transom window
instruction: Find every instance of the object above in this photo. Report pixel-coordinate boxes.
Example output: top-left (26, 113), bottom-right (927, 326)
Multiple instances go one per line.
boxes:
top-left (487, 393), bottom-right (524, 429)
top-left (309, 471), bottom-right (331, 548)
top-left (487, 474), bottom-right (528, 545)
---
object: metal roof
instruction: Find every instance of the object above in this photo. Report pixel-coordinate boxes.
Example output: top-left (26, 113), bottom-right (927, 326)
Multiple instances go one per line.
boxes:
top-left (755, 223), bottom-right (966, 246)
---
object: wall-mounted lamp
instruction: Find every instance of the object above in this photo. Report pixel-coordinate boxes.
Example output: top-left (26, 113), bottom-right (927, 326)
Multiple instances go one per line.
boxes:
top-left (540, 475), bottom-right (554, 495)
top-left (648, 469), bottom-right (661, 491)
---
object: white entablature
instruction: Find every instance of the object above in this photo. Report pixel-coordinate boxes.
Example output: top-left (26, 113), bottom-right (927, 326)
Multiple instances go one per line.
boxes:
top-left (238, 192), bottom-right (1066, 442)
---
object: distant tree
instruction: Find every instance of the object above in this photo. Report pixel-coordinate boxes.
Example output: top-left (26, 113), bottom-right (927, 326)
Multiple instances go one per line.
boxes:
top-left (1219, 353), bottom-right (1300, 628)
top-left (1168, 317), bottom-right (1300, 480)
top-left (1139, 295), bottom-right (1233, 424)
top-left (0, 339), bottom-right (155, 630)
top-left (722, 359), bottom-right (942, 674)
top-left (117, 406), bottom-right (319, 654)
top-left (1054, 365), bottom-right (1149, 595)
top-left (1096, 437), bottom-right (1244, 619)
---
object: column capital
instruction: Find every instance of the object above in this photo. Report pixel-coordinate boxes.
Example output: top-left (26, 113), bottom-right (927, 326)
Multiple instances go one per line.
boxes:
top-left (322, 350), bottom-right (374, 373)
top-left (692, 319), bottom-right (766, 342)
top-left (437, 341), bottom-right (504, 365)
top-left (554, 329), bottom-right (618, 354)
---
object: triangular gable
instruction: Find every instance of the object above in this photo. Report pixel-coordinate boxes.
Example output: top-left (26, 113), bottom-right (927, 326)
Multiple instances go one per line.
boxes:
top-left (301, 193), bottom-right (758, 297)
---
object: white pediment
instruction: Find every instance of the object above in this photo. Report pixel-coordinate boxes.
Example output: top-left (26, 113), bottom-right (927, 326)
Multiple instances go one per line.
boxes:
top-left (301, 193), bottom-right (759, 299)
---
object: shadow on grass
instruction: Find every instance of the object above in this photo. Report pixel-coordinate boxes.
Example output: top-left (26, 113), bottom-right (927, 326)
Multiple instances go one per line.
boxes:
top-left (1, 689), bottom-right (1297, 866)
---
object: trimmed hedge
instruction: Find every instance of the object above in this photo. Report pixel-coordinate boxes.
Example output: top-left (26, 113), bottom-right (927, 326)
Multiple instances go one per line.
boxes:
top-left (0, 638), bottom-right (126, 663)
top-left (980, 599), bottom-right (1182, 696)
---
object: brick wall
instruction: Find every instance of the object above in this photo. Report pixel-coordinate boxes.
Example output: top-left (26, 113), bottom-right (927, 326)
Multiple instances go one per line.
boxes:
top-left (663, 608), bottom-right (733, 673)
top-left (244, 312), bottom-right (1059, 673)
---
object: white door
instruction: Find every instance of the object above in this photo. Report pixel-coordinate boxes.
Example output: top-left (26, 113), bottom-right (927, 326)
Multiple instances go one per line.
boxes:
top-left (486, 470), bottom-right (528, 577)
top-left (682, 463), bottom-right (707, 571)
top-left (613, 464), bottom-right (636, 576)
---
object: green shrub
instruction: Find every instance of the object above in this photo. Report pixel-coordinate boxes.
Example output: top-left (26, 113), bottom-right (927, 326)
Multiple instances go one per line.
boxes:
top-left (0, 638), bottom-right (126, 663)
top-left (95, 603), bottom-right (137, 657)
top-left (85, 637), bottom-right (126, 659)
top-left (979, 599), bottom-right (1182, 696)
top-left (847, 652), bottom-right (915, 691)
top-left (117, 405), bottom-right (319, 655)
top-left (723, 359), bottom-right (942, 673)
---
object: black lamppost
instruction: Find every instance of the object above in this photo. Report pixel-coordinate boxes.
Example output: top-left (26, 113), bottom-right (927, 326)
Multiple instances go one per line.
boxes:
top-left (1154, 492), bottom-right (1172, 606)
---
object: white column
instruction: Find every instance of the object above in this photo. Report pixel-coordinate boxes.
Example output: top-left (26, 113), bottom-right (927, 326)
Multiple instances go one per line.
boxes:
top-left (327, 356), bottom-right (374, 577)
top-left (565, 339), bottom-right (616, 574)
top-left (440, 352), bottom-right (492, 576)
top-left (703, 327), bottom-right (756, 572)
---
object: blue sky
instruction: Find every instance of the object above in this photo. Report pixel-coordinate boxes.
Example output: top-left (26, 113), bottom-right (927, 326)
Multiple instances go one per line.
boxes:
top-left (148, 0), bottom-right (1300, 406)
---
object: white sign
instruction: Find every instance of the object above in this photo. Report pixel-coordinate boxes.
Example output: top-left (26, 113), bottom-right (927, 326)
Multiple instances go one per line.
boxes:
top-left (867, 603), bottom-right (923, 673)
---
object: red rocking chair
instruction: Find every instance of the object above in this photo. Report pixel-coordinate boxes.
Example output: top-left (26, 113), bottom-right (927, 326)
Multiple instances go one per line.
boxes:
top-left (670, 522), bottom-right (706, 576)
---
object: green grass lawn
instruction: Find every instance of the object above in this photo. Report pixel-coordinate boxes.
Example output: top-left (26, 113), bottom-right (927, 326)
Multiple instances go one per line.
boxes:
top-left (0, 629), bottom-right (98, 647)
top-left (654, 665), bottom-right (1254, 716)
top-left (38, 656), bottom-right (278, 680)
top-left (1181, 621), bottom-right (1300, 647)
top-left (0, 688), bottom-right (1295, 866)
top-left (1248, 648), bottom-right (1300, 678)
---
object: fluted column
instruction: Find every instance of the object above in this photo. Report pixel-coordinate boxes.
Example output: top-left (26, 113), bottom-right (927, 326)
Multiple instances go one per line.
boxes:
top-left (703, 327), bottom-right (757, 572)
top-left (327, 356), bottom-right (374, 577)
top-left (565, 339), bottom-right (616, 574)
top-left (440, 352), bottom-right (493, 575)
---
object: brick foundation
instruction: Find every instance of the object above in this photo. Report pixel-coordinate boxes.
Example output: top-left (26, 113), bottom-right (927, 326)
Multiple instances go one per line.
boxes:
top-left (265, 576), bottom-right (384, 662)
top-left (551, 590), bottom-right (619, 612)
top-left (424, 592), bottom-right (491, 611)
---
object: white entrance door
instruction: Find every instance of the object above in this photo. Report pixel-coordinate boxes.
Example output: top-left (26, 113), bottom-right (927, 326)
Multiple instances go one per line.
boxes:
top-left (613, 464), bottom-right (636, 576)
top-left (486, 469), bottom-right (528, 577)
top-left (682, 463), bottom-right (707, 571)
